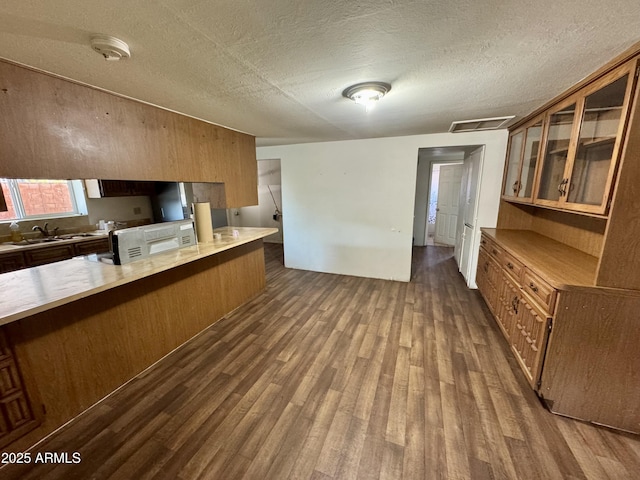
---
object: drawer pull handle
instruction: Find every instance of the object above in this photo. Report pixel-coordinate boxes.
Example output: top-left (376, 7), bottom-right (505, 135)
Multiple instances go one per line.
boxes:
top-left (529, 282), bottom-right (538, 292)
top-left (492, 249), bottom-right (498, 255)
top-left (507, 262), bottom-right (514, 270)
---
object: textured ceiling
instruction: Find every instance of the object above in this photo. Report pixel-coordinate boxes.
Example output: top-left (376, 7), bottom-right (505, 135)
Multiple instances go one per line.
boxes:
top-left (1, 1), bottom-right (639, 147)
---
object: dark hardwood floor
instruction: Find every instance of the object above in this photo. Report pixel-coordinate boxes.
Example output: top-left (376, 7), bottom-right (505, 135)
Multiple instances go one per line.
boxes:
top-left (2, 243), bottom-right (639, 479)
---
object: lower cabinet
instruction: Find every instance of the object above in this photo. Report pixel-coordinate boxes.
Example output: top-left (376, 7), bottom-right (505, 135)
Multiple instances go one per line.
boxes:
top-left (23, 245), bottom-right (75, 267)
top-left (511, 294), bottom-right (551, 387)
top-left (73, 238), bottom-right (110, 256)
top-left (477, 237), bottom-right (554, 389)
top-left (0, 252), bottom-right (26, 274)
top-left (0, 237), bottom-right (110, 273)
top-left (0, 327), bottom-right (40, 449)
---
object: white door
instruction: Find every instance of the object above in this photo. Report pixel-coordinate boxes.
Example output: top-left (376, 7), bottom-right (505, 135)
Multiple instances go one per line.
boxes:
top-left (434, 164), bottom-right (463, 246)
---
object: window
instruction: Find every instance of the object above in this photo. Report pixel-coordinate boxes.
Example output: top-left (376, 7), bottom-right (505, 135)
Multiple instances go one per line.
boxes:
top-left (0, 179), bottom-right (81, 221)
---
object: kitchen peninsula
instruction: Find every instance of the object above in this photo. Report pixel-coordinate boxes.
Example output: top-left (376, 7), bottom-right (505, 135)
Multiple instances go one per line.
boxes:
top-left (0, 226), bottom-right (277, 450)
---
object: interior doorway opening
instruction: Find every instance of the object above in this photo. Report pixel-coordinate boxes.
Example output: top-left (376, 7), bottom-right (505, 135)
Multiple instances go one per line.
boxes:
top-left (228, 158), bottom-right (283, 246)
top-left (413, 145), bottom-right (485, 284)
top-left (429, 162), bottom-right (463, 246)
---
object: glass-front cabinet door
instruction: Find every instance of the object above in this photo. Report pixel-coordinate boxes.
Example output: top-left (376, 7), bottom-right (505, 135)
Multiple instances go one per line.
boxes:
top-left (502, 115), bottom-right (544, 202)
top-left (536, 100), bottom-right (578, 205)
top-left (535, 60), bottom-right (637, 214)
top-left (502, 131), bottom-right (524, 199)
top-left (564, 65), bottom-right (635, 213)
top-left (518, 120), bottom-right (543, 200)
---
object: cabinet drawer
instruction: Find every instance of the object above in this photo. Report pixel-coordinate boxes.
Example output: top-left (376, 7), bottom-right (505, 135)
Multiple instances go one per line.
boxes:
top-left (502, 251), bottom-right (524, 280)
top-left (522, 268), bottom-right (557, 314)
top-left (24, 245), bottom-right (75, 267)
top-left (481, 236), bottom-right (503, 263)
top-left (74, 238), bottom-right (110, 256)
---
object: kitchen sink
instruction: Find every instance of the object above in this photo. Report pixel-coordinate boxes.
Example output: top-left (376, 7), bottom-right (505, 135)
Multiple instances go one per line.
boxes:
top-left (5, 238), bottom-right (63, 246)
top-left (55, 233), bottom-right (103, 240)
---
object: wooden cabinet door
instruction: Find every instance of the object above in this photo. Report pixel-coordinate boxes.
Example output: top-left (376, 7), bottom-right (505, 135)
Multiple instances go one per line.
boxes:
top-left (0, 327), bottom-right (40, 448)
top-left (24, 245), bottom-right (74, 267)
top-left (562, 62), bottom-right (637, 214)
top-left (0, 252), bottom-right (26, 273)
top-left (502, 116), bottom-right (544, 202)
top-left (535, 60), bottom-right (638, 214)
top-left (74, 238), bottom-right (110, 256)
top-left (496, 271), bottom-right (519, 340)
top-left (477, 248), bottom-right (501, 317)
top-left (502, 130), bottom-right (525, 199)
top-left (535, 97), bottom-right (580, 207)
top-left (511, 296), bottom-right (551, 389)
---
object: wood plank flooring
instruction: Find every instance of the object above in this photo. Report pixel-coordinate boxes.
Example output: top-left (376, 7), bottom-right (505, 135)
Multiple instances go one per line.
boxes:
top-left (2, 243), bottom-right (639, 479)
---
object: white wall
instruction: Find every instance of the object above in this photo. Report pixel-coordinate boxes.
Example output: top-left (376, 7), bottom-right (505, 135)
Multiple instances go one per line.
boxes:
top-left (85, 196), bottom-right (153, 227)
top-left (257, 130), bottom-right (508, 282)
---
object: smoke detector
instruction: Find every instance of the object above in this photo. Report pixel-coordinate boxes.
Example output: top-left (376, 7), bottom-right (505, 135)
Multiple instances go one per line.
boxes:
top-left (90, 35), bottom-right (130, 61)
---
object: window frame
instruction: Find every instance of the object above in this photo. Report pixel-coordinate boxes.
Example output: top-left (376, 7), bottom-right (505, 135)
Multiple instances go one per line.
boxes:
top-left (0, 178), bottom-right (82, 222)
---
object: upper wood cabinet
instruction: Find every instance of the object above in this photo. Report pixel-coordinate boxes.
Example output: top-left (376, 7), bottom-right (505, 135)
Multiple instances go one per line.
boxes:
top-left (502, 115), bottom-right (544, 202)
top-left (85, 179), bottom-right (157, 198)
top-left (0, 60), bottom-right (258, 208)
top-left (533, 61), bottom-right (638, 215)
top-left (0, 186), bottom-right (7, 212)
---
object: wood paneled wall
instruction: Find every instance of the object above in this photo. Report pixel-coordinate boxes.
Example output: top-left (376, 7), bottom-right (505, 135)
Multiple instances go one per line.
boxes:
top-left (596, 80), bottom-right (640, 289)
top-left (0, 60), bottom-right (257, 207)
top-left (541, 287), bottom-right (640, 433)
top-left (496, 201), bottom-right (605, 258)
top-left (5, 240), bottom-right (266, 451)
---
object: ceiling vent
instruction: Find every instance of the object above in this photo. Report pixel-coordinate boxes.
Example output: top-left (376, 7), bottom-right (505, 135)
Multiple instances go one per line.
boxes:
top-left (449, 116), bottom-right (515, 133)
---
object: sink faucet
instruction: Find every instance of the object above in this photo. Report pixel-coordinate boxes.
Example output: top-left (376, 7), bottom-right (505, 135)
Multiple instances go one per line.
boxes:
top-left (32, 222), bottom-right (59, 237)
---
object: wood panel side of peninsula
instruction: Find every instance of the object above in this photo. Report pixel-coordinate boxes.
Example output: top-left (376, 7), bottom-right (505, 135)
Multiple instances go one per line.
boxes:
top-left (4, 240), bottom-right (266, 451)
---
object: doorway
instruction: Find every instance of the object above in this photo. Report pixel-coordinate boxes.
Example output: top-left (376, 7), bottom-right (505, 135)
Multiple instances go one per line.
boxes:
top-left (228, 158), bottom-right (283, 244)
top-left (413, 146), bottom-right (478, 246)
top-left (433, 163), bottom-right (464, 246)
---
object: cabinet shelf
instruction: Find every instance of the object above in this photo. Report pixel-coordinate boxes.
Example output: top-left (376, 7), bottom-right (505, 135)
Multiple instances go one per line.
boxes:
top-left (548, 146), bottom-right (569, 156)
top-left (579, 136), bottom-right (615, 149)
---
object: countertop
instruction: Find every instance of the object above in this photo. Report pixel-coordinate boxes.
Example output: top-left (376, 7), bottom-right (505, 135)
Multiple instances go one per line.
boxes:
top-left (481, 228), bottom-right (598, 288)
top-left (0, 226), bottom-right (278, 326)
top-left (0, 231), bottom-right (109, 253)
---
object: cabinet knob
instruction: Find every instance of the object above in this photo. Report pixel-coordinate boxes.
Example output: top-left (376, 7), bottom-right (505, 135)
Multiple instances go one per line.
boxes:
top-left (507, 262), bottom-right (514, 270)
top-left (529, 282), bottom-right (538, 292)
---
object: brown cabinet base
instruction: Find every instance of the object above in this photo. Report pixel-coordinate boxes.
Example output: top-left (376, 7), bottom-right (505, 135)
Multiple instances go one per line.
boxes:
top-left (0, 328), bottom-right (40, 449)
top-left (3, 240), bottom-right (267, 451)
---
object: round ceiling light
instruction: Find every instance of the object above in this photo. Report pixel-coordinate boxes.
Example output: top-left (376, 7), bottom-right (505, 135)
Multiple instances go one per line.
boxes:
top-left (90, 35), bottom-right (131, 61)
top-left (342, 81), bottom-right (391, 111)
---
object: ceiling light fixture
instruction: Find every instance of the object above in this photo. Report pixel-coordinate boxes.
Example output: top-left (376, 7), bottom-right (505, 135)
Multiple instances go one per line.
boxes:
top-left (343, 82), bottom-right (391, 112)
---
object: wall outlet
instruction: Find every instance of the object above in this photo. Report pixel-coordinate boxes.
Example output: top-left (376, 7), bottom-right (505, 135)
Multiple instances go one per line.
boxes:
top-left (133, 207), bottom-right (142, 215)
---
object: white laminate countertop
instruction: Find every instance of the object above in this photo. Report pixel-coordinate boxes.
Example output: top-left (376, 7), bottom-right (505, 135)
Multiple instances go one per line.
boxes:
top-left (0, 231), bottom-right (109, 253)
top-left (0, 226), bottom-right (278, 326)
